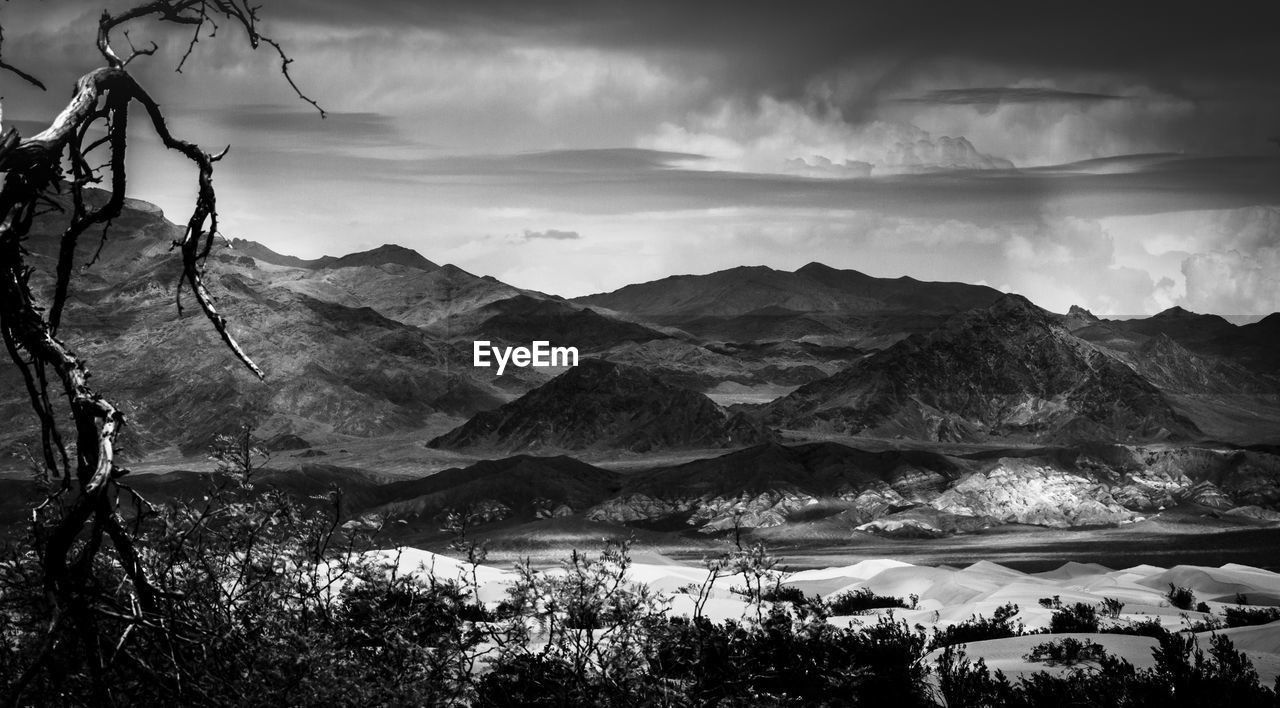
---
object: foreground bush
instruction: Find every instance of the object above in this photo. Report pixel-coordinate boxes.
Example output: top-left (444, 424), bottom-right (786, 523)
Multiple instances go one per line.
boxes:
top-left (3, 456), bottom-right (1278, 706)
top-left (1024, 637), bottom-right (1109, 666)
top-left (937, 630), bottom-right (1278, 708)
top-left (1224, 605), bottom-right (1280, 629)
top-left (929, 602), bottom-right (1023, 651)
top-left (827, 587), bottom-right (910, 615)
top-left (1050, 602), bottom-right (1100, 633)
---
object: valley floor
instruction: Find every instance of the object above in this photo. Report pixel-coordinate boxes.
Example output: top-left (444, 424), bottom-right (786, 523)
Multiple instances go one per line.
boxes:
top-left (417, 511), bottom-right (1280, 575)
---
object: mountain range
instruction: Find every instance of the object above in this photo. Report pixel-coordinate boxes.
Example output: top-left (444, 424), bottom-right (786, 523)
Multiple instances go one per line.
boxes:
top-left (2, 191), bottom-right (1278, 542)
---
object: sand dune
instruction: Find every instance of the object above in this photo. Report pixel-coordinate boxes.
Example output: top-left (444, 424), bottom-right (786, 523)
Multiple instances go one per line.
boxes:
top-left (1139, 564), bottom-right (1280, 601)
top-left (353, 548), bottom-right (1280, 686)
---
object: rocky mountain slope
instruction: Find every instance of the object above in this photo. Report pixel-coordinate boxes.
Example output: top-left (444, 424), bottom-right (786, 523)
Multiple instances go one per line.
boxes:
top-left (587, 441), bottom-right (962, 531)
top-left (2, 196), bottom-right (526, 457)
top-left (229, 238), bottom-right (523, 331)
top-left (428, 360), bottom-right (774, 453)
top-left (760, 295), bottom-right (1201, 443)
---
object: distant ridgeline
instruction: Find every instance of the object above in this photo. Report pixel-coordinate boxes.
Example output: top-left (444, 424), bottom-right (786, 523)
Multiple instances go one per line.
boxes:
top-left (3, 193), bottom-right (1278, 545)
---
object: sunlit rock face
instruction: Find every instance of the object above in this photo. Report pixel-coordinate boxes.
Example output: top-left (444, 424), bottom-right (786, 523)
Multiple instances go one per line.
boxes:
top-left (930, 460), bottom-right (1135, 528)
top-left (1183, 481), bottom-right (1235, 509)
top-left (838, 485), bottom-right (913, 524)
top-left (855, 508), bottom-right (993, 538)
top-left (1110, 472), bottom-right (1184, 511)
top-left (587, 494), bottom-right (692, 524)
top-left (689, 491), bottom-right (819, 531)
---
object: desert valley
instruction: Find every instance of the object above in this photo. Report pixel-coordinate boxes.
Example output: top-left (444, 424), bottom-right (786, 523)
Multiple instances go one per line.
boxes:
top-left (2, 193), bottom-right (1278, 563)
top-left (7, 194), bottom-right (1280, 703)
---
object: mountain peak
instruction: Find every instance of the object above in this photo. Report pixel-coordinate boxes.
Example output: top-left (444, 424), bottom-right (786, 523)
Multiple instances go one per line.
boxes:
top-left (1067, 305), bottom-right (1099, 321)
top-left (1153, 305), bottom-right (1197, 319)
top-left (318, 243), bottom-right (439, 271)
top-left (795, 261), bottom-right (870, 279)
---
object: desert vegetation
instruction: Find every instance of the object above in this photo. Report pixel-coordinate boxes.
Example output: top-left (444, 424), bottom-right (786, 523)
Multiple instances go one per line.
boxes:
top-left (3, 453), bottom-right (1279, 705)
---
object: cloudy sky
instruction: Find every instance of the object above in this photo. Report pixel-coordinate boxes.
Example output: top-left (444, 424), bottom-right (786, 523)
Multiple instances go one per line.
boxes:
top-left (3, 0), bottom-right (1279, 315)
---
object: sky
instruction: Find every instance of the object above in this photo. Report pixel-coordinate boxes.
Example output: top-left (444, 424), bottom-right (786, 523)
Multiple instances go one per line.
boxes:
top-left (2, 0), bottom-right (1279, 316)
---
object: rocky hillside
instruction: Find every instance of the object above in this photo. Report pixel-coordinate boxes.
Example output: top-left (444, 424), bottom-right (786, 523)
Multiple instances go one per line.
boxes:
top-left (1123, 334), bottom-right (1275, 395)
top-left (6, 440), bottom-right (1274, 542)
top-left (228, 238), bottom-right (523, 330)
top-left (588, 441), bottom-right (962, 531)
top-left (761, 295), bottom-right (1201, 443)
top-left (2, 195), bottom-right (527, 457)
top-left (428, 360), bottom-right (774, 453)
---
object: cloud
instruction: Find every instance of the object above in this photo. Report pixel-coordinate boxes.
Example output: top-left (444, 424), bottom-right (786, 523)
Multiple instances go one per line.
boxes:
top-left (522, 228), bottom-right (580, 240)
top-left (900, 87), bottom-right (1127, 105)
top-left (257, 1), bottom-right (1280, 99)
top-left (5, 0), bottom-right (1277, 317)
top-left (640, 96), bottom-right (1014, 176)
top-left (1182, 248), bottom-right (1280, 315)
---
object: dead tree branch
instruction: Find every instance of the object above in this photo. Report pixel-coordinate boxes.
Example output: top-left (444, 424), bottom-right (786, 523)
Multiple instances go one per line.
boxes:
top-left (0, 2), bottom-right (321, 703)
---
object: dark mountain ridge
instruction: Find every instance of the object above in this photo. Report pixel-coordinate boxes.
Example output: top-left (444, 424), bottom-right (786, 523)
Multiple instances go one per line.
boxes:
top-left (575, 261), bottom-right (1004, 319)
top-left (761, 295), bottom-right (1201, 443)
top-left (437, 294), bottom-right (669, 352)
top-left (428, 360), bottom-right (774, 453)
top-left (369, 455), bottom-right (621, 524)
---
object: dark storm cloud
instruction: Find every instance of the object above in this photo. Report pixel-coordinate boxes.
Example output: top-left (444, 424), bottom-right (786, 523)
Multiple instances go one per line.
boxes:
top-left (900, 88), bottom-right (1127, 106)
top-left (267, 0), bottom-right (1280, 96)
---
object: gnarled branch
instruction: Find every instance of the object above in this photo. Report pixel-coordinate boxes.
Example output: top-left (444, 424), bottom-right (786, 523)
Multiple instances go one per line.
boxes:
top-left (0, 2), bottom-right (321, 703)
